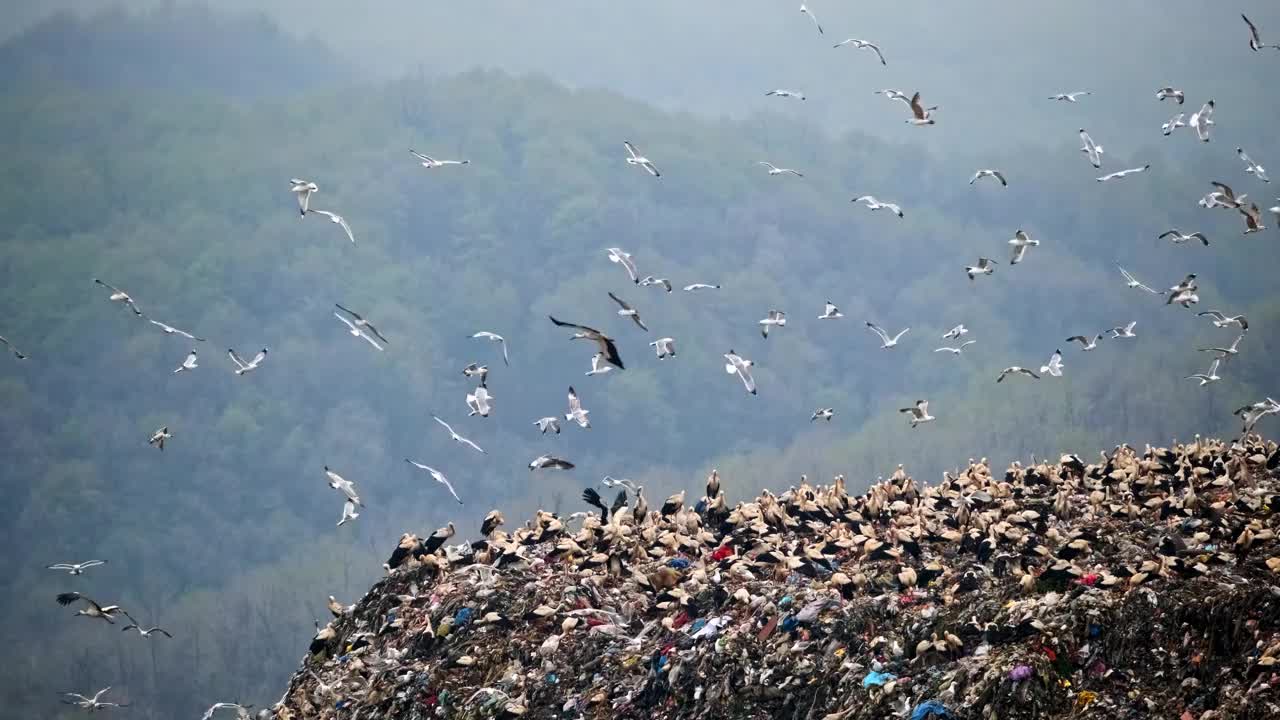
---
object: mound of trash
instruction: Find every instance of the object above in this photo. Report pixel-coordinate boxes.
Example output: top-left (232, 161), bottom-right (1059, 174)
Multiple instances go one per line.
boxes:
top-left (270, 436), bottom-right (1280, 720)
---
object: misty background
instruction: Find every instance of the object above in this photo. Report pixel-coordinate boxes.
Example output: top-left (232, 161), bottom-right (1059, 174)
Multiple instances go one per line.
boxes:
top-left (2, 2), bottom-right (1279, 718)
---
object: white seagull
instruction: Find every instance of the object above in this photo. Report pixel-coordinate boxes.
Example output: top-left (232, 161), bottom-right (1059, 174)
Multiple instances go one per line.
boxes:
top-left (758, 161), bottom-right (804, 177)
top-left (1097, 165), bottom-right (1150, 182)
top-left (565, 386), bottom-right (591, 428)
top-left (852, 195), bottom-right (904, 217)
top-left (470, 331), bottom-right (509, 366)
top-left (623, 141), bottom-right (660, 177)
top-left (409, 149), bottom-right (469, 168)
top-left (759, 309), bottom-right (787, 338)
top-left (466, 386), bottom-right (493, 418)
top-left (1079, 129), bottom-right (1104, 168)
top-left (1242, 14), bottom-right (1280, 51)
top-left (324, 466), bottom-right (363, 506)
top-left (1109, 321), bottom-right (1138, 339)
top-left (818, 301), bottom-right (843, 319)
top-left (62, 687), bottom-right (128, 711)
top-left (405, 460), bottom-right (463, 504)
top-left (586, 352), bottom-right (614, 376)
top-left (335, 304), bottom-right (389, 344)
top-left (970, 169), bottom-right (1007, 186)
top-left (1155, 87), bottom-right (1185, 104)
top-left (0, 335), bottom-right (25, 360)
top-left (337, 499), bottom-right (359, 527)
top-left (148, 319), bottom-right (205, 341)
top-left (534, 417), bottom-right (561, 435)
top-left (607, 247), bottom-right (640, 284)
top-left (1186, 358), bottom-right (1222, 387)
top-left (1117, 265), bottom-right (1165, 295)
top-left (306, 209), bottom-right (356, 244)
top-left (462, 363), bottom-right (488, 386)
top-left (121, 622), bottom-right (172, 639)
top-left (608, 291), bottom-right (648, 331)
top-left (1159, 229), bottom-right (1209, 246)
top-left (1205, 180), bottom-right (1246, 209)
top-left (1066, 333), bottom-right (1103, 351)
top-left (799, 3), bottom-right (823, 34)
top-left (46, 560), bottom-right (107, 576)
top-left (997, 367), bottom-right (1040, 383)
top-left (202, 703), bottom-right (256, 720)
top-left (943, 324), bottom-right (968, 340)
top-left (765, 89), bottom-right (806, 100)
top-left (1238, 148), bottom-right (1269, 183)
top-left (650, 337), bottom-right (676, 359)
top-left (1198, 333), bottom-right (1245, 361)
top-left (934, 341), bottom-right (976, 355)
top-left (1189, 100), bottom-right (1215, 142)
top-left (93, 278), bottom-right (144, 316)
top-left (965, 257), bottom-right (998, 280)
top-left (1008, 229), bottom-right (1040, 264)
top-left (290, 178), bottom-right (317, 216)
top-left (811, 407), bottom-right (834, 422)
top-left (1197, 311), bottom-right (1248, 332)
top-left (173, 350), bottom-right (198, 373)
top-left (639, 276), bottom-right (673, 292)
top-left (148, 426), bottom-right (172, 451)
top-left (1048, 91), bottom-right (1091, 102)
top-left (900, 400), bottom-right (935, 428)
top-left (227, 348), bottom-right (268, 375)
top-left (833, 38), bottom-right (885, 64)
top-left (723, 350), bottom-right (757, 395)
top-left (1162, 112), bottom-right (1186, 136)
top-left (1040, 349), bottom-right (1064, 377)
top-left (865, 321), bottom-right (909, 348)
top-left (432, 415), bottom-right (486, 454)
top-left (683, 283), bottom-right (720, 292)
top-left (334, 313), bottom-right (384, 351)
top-left (529, 454), bottom-right (575, 471)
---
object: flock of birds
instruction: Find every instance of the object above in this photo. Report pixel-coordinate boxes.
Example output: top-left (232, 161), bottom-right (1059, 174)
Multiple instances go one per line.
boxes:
top-left (18, 7), bottom-right (1280, 718)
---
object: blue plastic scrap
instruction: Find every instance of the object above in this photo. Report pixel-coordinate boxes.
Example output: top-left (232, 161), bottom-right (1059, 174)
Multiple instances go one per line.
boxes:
top-left (862, 671), bottom-right (897, 688)
top-left (911, 700), bottom-right (951, 720)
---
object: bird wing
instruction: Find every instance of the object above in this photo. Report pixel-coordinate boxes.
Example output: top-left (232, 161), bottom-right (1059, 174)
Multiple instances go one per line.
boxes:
top-left (891, 327), bottom-right (910, 342)
top-left (567, 386), bottom-right (582, 412)
top-left (867, 43), bottom-right (886, 64)
top-left (1243, 14), bottom-right (1261, 43)
top-left (865, 322), bottom-right (891, 343)
top-left (623, 141), bottom-right (640, 159)
top-left (909, 92), bottom-right (925, 119)
top-left (1066, 335), bottom-right (1088, 345)
top-left (607, 291), bottom-right (631, 312)
top-left (432, 415), bottom-right (454, 435)
top-left (333, 312), bottom-right (359, 332)
top-left (1010, 244), bottom-right (1027, 264)
top-left (409, 150), bottom-right (435, 163)
top-left (249, 350), bottom-right (266, 366)
top-left (227, 349), bottom-right (248, 369)
top-left (336, 216), bottom-right (356, 244)
top-left (758, 161), bottom-right (777, 171)
top-left (736, 363), bottom-right (756, 393)
top-left (459, 436), bottom-right (486, 455)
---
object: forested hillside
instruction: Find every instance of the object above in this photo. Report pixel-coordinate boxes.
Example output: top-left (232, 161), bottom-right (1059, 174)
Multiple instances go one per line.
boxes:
top-left (2, 6), bottom-right (1278, 719)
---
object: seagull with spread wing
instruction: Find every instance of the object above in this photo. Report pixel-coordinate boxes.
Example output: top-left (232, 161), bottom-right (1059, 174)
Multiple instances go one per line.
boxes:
top-left (202, 702), bottom-right (256, 720)
top-left (965, 257), bottom-right (998, 280)
top-left (765, 89), bottom-right (806, 100)
top-left (1238, 148), bottom-right (1269, 183)
top-left (900, 400), bottom-right (935, 428)
top-left (324, 466), bottom-right (363, 507)
top-left (1097, 165), bottom-right (1149, 182)
top-left (405, 460), bottom-right (463, 504)
top-left (723, 350), bottom-right (757, 395)
top-left (122, 622), bottom-right (173, 639)
top-left (93, 278), bottom-right (144, 316)
top-left (1040, 349), bottom-right (1064, 377)
top-left (759, 309), bottom-right (787, 338)
top-left (1008, 229), bottom-right (1040, 264)
top-left (866, 321), bottom-right (909, 348)
top-left (1159, 229), bottom-right (1209, 246)
top-left (997, 367), bottom-right (1040, 383)
top-left (432, 415), bottom-right (486, 454)
top-left (534, 417), bottom-right (561, 435)
top-left (1189, 100), bottom-right (1215, 142)
top-left (1197, 311), bottom-right (1248, 332)
top-left (147, 319), bottom-right (205, 341)
top-left (470, 331), bottom-right (509, 366)
top-left (934, 341), bottom-right (976, 355)
top-left (833, 38), bottom-right (885, 64)
top-left (565, 386), bottom-right (591, 428)
top-left (818, 301), bottom-right (843, 320)
top-left (970, 169), bottom-right (1007, 186)
top-left (62, 687), bottom-right (128, 711)
top-left (1186, 358), bottom-right (1222, 387)
top-left (608, 292), bottom-right (648, 331)
top-left (757, 161), bottom-right (804, 177)
top-left (1048, 91), bottom-right (1091, 102)
top-left (334, 313), bottom-right (383, 351)
top-left (46, 560), bottom-right (107, 576)
top-left (290, 179), bottom-right (318, 216)
top-left (607, 247), bottom-right (640, 284)
top-left (1117, 265), bottom-right (1165, 294)
top-left (549, 316), bottom-right (624, 370)
top-left (852, 195), bottom-right (904, 217)
top-left (466, 386), bottom-right (493, 417)
top-left (529, 455), bottom-right (575, 471)
top-left (306, 209), bottom-right (356, 244)
top-left (1242, 14), bottom-right (1280, 51)
top-left (1, 335), bottom-right (27, 359)
top-left (623, 142), bottom-right (660, 177)
top-left (409, 149), bottom-right (469, 168)
top-left (799, 3), bottom-right (823, 34)
top-left (335, 304), bottom-right (389, 345)
top-left (227, 348), bottom-right (268, 375)
top-left (1079, 129), bottom-right (1104, 168)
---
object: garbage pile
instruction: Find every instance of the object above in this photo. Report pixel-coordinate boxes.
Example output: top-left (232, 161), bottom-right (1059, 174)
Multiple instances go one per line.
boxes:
top-left (271, 436), bottom-right (1280, 720)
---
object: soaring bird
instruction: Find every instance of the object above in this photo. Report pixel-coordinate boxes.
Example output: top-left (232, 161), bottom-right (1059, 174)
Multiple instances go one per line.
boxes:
top-left (470, 331), bottom-right (509, 366)
top-left (1189, 100), bottom-right (1215, 142)
top-left (606, 247), bottom-right (641, 284)
top-left (334, 313), bottom-right (383, 351)
top-left (1159, 229), bottom-right (1209, 246)
top-left (1198, 333), bottom-right (1245, 361)
top-left (1242, 14), bottom-right (1280, 51)
top-left (1097, 165), bottom-right (1149, 182)
top-left (1008, 229), bottom-right (1040, 264)
top-left (639, 276), bottom-right (673, 292)
top-left (1040, 349), bottom-right (1064, 377)
top-left (409, 149), bottom-right (469, 168)
top-left (943, 324), bottom-right (968, 340)
top-left (1117, 265), bottom-right (1165, 294)
top-left (534, 417), bottom-right (561, 435)
top-left (173, 350), bottom-right (198, 373)
top-left (335, 304), bottom-right (389, 345)
top-left (122, 623), bottom-right (172, 639)
top-left (549, 316), bottom-right (625, 370)
top-left (1186, 358), bottom-right (1222, 387)
top-left (46, 560), bottom-right (107, 576)
top-left (147, 319), bottom-right (206, 341)
top-left (227, 348), bottom-right (268, 375)
top-left (565, 386), bottom-right (591, 428)
top-left (93, 279), bottom-right (144, 316)
top-left (900, 400), bottom-right (935, 428)
top-left (1048, 91), bottom-right (1090, 102)
top-left (1238, 148), bottom-right (1270, 183)
top-left (965, 257), bottom-right (997, 280)
top-left (1239, 202), bottom-right (1265, 234)
top-left (969, 169), bottom-right (1007, 186)
top-left (306, 209), bottom-right (356, 244)
top-left (934, 341), bottom-right (976, 355)
top-left (757, 161), bottom-right (804, 177)
top-left (461, 363), bottom-right (488, 386)
top-left (833, 38), bottom-right (886, 64)
top-left (723, 350), bottom-right (757, 395)
top-left (818, 301), bottom-right (843, 319)
top-left (0, 335), bottom-right (25, 360)
top-left (1162, 112), bottom-right (1186, 136)
top-left (623, 142), bottom-right (660, 177)
top-left (1196, 311), bottom-right (1248, 332)
top-left (865, 321), bottom-right (909, 348)
top-left (1155, 87), bottom-right (1185, 104)
top-left (683, 283), bottom-right (720, 292)
top-left (529, 455), bottom-right (575, 471)
top-left (1206, 180), bottom-right (1245, 209)
top-left (336, 500), bottom-right (359, 527)
top-left (759, 309), bottom-right (787, 338)
top-left (1078, 130), bottom-right (1104, 168)
top-left (466, 386), bottom-right (493, 418)
top-left (852, 195), bottom-right (904, 217)
top-left (405, 460), bottom-right (463, 504)
top-left (62, 687), bottom-right (128, 711)
top-left (432, 415), bottom-right (486, 454)
top-left (290, 178), bottom-right (318, 216)
top-left (148, 426), bottom-right (172, 451)
top-left (811, 408), bottom-right (834, 422)
top-left (905, 92), bottom-right (935, 125)
top-left (799, 3), bottom-right (823, 35)
top-left (608, 292), bottom-right (648, 331)
top-left (324, 466), bottom-right (363, 507)
top-left (997, 367), bottom-right (1040, 383)
top-left (1066, 334), bottom-right (1103, 351)
top-left (765, 89), bottom-right (806, 100)
top-left (1109, 321), bottom-right (1138, 339)
top-left (649, 337), bottom-right (676, 359)
top-left (202, 702), bottom-right (256, 720)
top-left (56, 593), bottom-right (129, 624)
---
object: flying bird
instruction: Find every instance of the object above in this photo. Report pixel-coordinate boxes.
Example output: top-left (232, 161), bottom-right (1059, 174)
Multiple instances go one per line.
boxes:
top-left (337, 499), bottom-right (359, 527)
top-left (461, 363), bottom-right (488, 386)
top-left (1155, 87), bottom-right (1185, 104)
top-left (723, 350), bottom-right (757, 395)
top-left (1078, 130), bottom-right (1104, 168)
top-left (799, 3), bottom-right (823, 35)
top-left (533, 417), bottom-right (561, 435)
top-left (122, 623), bottom-right (172, 639)
top-left (324, 466), bottom-right (363, 507)
top-left (934, 341), bottom-right (976, 355)
top-left (1240, 202), bottom-right (1266, 234)
top-left (227, 348), bottom-right (268, 375)
top-left (1237, 148), bottom-right (1269, 183)
top-left (405, 460), bottom-right (463, 504)
top-left (46, 560), bottom-right (107, 576)
top-left (833, 38), bottom-right (886, 64)
top-left (148, 426), bottom-right (172, 451)
top-left (1048, 91), bottom-right (1091, 102)
top-left (1066, 333), bottom-right (1103, 351)
top-left (1199, 333), bottom-right (1245, 361)
top-left (1242, 14), bottom-right (1280, 51)
top-left (586, 352), bottom-right (614, 376)
top-left (1109, 321), bottom-right (1138, 339)
top-left (1162, 113), bottom-right (1186, 136)
top-left (997, 367), bottom-right (1040, 383)
top-left (1159, 229), bottom-right (1209, 246)
top-left (759, 309), bottom-right (787, 338)
top-left (965, 257), bottom-right (998, 280)
top-left (529, 454), bottom-right (575, 471)
top-left (865, 322), bottom-right (909, 348)
top-left (56, 592), bottom-right (129, 624)
top-left (565, 386), bottom-right (591, 428)
top-left (0, 335), bottom-right (25, 360)
top-left (1186, 358), bottom-right (1222, 387)
top-left (290, 178), bottom-right (318, 216)
top-left (470, 331), bottom-right (509, 366)
top-left (899, 400), bottom-right (935, 428)
top-left (466, 386), bottom-right (494, 417)
top-left (607, 247), bottom-right (640, 284)
top-left (1197, 311), bottom-right (1248, 332)
top-left (1008, 229), bottom-right (1040, 264)
top-left (649, 337), bottom-right (676, 359)
top-left (852, 195), bottom-right (904, 217)
top-left (334, 313), bottom-right (383, 351)
top-left (1117, 265), bottom-right (1165, 295)
top-left (306, 209), bottom-right (356, 244)
top-left (335, 304), bottom-right (389, 344)
top-left (818, 302), bottom-right (843, 319)
top-left (147, 319), bottom-right (205, 341)
top-left (969, 169), bottom-right (1007, 186)
top-left (608, 291), bottom-right (648, 331)
top-left (623, 142), bottom-right (660, 177)
top-left (549, 316), bottom-right (624, 370)
top-left (93, 279), bottom-right (144, 316)
top-left (1189, 100), bottom-right (1215, 142)
top-left (639, 276), bottom-right (673, 292)
top-left (1097, 165), bottom-right (1150, 182)
top-left (432, 415), bottom-right (486, 454)
top-left (905, 92), bottom-right (935, 125)
top-left (202, 703), bottom-right (256, 720)
top-left (409, 149), bottom-right (469, 168)
top-left (943, 324), bottom-right (968, 340)
top-left (683, 283), bottom-right (720, 292)
top-left (1040, 349), bottom-right (1064, 377)
top-left (757, 161), bottom-right (804, 177)
top-left (765, 89), bottom-right (806, 100)
top-left (811, 408), bottom-right (834, 422)
top-left (1206, 181), bottom-right (1245, 209)
top-left (61, 687), bottom-right (128, 711)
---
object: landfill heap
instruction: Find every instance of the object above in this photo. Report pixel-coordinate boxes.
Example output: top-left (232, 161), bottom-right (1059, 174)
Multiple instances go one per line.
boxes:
top-left (273, 436), bottom-right (1280, 720)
